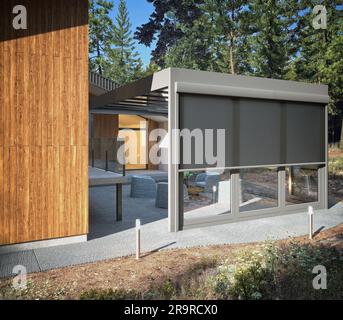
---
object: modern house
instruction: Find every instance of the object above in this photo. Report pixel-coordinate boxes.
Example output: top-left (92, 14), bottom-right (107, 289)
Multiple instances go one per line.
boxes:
top-left (0, 0), bottom-right (329, 250)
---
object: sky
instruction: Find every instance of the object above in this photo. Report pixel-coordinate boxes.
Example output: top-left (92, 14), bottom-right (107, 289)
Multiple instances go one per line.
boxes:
top-left (110, 0), bottom-right (156, 66)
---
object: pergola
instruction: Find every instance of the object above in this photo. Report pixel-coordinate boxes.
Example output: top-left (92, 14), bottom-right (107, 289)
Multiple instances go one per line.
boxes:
top-left (91, 69), bottom-right (169, 116)
top-left (91, 68), bottom-right (330, 232)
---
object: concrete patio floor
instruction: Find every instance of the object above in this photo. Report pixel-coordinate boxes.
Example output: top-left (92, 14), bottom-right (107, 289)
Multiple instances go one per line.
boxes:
top-left (1, 184), bottom-right (343, 279)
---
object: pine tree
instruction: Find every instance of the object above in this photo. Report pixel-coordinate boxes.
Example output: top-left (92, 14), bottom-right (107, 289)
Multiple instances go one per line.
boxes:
top-left (201, 0), bottom-right (253, 74)
top-left (295, 1), bottom-right (342, 104)
top-left (89, 0), bottom-right (115, 75)
top-left (246, 0), bottom-right (299, 79)
top-left (135, 0), bottom-right (204, 68)
top-left (107, 0), bottom-right (143, 85)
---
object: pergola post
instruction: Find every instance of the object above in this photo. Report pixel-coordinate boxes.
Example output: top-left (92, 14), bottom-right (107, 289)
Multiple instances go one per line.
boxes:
top-left (168, 70), bottom-right (179, 232)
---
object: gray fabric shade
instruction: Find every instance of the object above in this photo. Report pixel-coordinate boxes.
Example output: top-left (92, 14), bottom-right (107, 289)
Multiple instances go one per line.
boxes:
top-left (179, 94), bottom-right (326, 169)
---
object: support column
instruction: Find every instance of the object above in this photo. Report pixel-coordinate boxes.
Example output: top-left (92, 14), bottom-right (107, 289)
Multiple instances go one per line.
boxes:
top-left (231, 170), bottom-right (240, 218)
top-left (116, 184), bottom-right (122, 221)
top-left (168, 72), bottom-right (179, 232)
top-left (323, 105), bottom-right (329, 209)
top-left (278, 167), bottom-right (286, 208)
top-left (318, 165), bottom-right (327, 209)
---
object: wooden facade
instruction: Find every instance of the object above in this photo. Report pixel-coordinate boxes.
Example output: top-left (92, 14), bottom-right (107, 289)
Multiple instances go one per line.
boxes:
top-left (0, 0), bottom-right (89, 245)
top-left (93, 114), bottom-right (119, 163)
top-left (92, 115), bottom-right (160, 170)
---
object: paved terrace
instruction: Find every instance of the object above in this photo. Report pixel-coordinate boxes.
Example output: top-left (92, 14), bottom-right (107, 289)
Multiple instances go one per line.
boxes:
top-left (0, 184), bottom-right (343, 279)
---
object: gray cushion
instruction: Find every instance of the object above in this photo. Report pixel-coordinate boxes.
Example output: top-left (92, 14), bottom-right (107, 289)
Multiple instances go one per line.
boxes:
top-left (130, 175), bottom-right (156, 198)
top-left (155, 182), bottom-right (168, 209)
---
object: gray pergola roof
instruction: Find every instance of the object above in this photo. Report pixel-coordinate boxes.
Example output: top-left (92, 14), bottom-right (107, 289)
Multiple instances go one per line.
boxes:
top-left (90, 68), bottom-right (330, 117)
top-left (90, 69), bottom-right (170, 116)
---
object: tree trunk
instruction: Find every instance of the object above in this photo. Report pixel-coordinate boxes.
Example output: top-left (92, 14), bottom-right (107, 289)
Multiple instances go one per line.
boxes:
top-left (340, 119), bottom-right (343, 149)
top-left (229, 35), bottom-right (235, 75)
top-left (97, 43), bottom-right (102, 75)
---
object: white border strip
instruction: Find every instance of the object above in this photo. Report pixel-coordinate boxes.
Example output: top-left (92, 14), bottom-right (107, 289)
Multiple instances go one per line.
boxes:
top-left (0, 235), bottom-right (87, 254)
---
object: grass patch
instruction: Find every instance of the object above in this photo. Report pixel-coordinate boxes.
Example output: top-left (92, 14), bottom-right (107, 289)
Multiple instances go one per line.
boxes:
top-left (329, 148), bottom-right (343, 179)
top-left (329, 156), bottom-right (343, 179)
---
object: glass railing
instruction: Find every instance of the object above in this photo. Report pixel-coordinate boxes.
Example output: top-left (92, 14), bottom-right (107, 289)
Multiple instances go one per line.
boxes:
top-left (89, 138), bottom-right (126, 176)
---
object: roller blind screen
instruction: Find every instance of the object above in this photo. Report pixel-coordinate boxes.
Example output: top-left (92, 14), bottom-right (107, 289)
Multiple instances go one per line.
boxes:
top-left (179, 94), bottom-right (326, 169)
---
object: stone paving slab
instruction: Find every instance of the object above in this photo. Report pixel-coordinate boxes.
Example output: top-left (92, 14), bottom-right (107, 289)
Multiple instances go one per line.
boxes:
top-left (0, 251), bottom-right (40, 279)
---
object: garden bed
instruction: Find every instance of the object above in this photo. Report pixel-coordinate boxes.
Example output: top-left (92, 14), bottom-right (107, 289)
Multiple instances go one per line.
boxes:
top-left (1, 224), bottom-right (343, 300)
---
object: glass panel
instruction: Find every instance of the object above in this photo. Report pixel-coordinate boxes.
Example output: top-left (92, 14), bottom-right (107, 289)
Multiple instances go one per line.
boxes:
top-left (89, 138), bottom-right (125, 175)
top-left (286, 166), bottom-right (318, 205)
top-left (183, 170), bottom-right (231, 224)
top-left (240, 168), bottom-right (278, 212)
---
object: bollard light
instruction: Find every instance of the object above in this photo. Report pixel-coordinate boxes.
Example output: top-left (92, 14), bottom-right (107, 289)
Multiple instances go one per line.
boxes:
top-left (136, 219), bottom-right (141, 230)
top-left (212, 185), bottom-right (217, 203)
top-left (308, 206), bottom-right (314, 240)
top-left (136, 219), bottom-right (141, 260)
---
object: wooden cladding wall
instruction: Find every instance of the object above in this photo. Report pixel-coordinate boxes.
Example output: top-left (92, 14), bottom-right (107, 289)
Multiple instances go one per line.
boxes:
top-left (0, 0), bottom-right (89, 245)
top-left (93, 114), bottom-right (119, 162)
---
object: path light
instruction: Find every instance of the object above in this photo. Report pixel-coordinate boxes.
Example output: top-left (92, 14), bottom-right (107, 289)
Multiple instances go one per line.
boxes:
top-left (308, 206), bottom-right (314, 240)
top-left (212, 185), bottom-right (217, 203)
top-left (136, 219), bottom-right (141, 260)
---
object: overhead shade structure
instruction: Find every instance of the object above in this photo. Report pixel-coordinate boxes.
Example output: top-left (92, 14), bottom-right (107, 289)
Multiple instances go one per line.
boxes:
top-left (90, 70), bottom-right (170, 117)
top-left (91, 68), bottom-right (329, 233)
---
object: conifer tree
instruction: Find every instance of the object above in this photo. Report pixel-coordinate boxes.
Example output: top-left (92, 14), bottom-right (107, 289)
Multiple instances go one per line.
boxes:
top-left (246, 0), bottom-right (298, 79)
top-left (107, 0), bottom-right (144, 85)
top-left (89, 0), bottom-right (115, 75)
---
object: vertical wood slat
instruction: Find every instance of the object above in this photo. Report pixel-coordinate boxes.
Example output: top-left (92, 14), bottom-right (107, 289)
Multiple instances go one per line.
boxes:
top-left (4, 43), bottom-right (16, 146)
top-left (0, 147), bottom-right (4, 243)
top-left (58, 147), bottom-right (65, 237)
top-left (81, 146), bottom-right (89, 234)
top-left (47, 146), bottom-right (54, 238)
top-left (41, 147), bottom-right (49, 238)
top-left (52, 147), bottom-right (63, 238)
top-left (0, 43), bottom-right (4, 146)
top-left (0, 0), bottom-right (89, 246)
top-left (9, 146), bottom-right (17, 244)
top-left (3, 148), bottom-right (10, 244)
top-left (17, 146), bottom-right (30, 243)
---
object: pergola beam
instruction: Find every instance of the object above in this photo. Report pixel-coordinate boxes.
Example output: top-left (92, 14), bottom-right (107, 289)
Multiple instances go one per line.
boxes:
top-left (91, 69), bottom-right (170, 109)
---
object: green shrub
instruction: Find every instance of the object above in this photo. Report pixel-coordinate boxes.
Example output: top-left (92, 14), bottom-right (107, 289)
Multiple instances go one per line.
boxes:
top-left (226, 242), bottom-right (343, 300)
top-left (228, 250), bottom-right (276, 300)
top-left (159, 279), bottom-right (176, 300)
top-left (205, 264), bottom-right (234, 299)
top-left (329, 156), bottom-right (343, 178)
